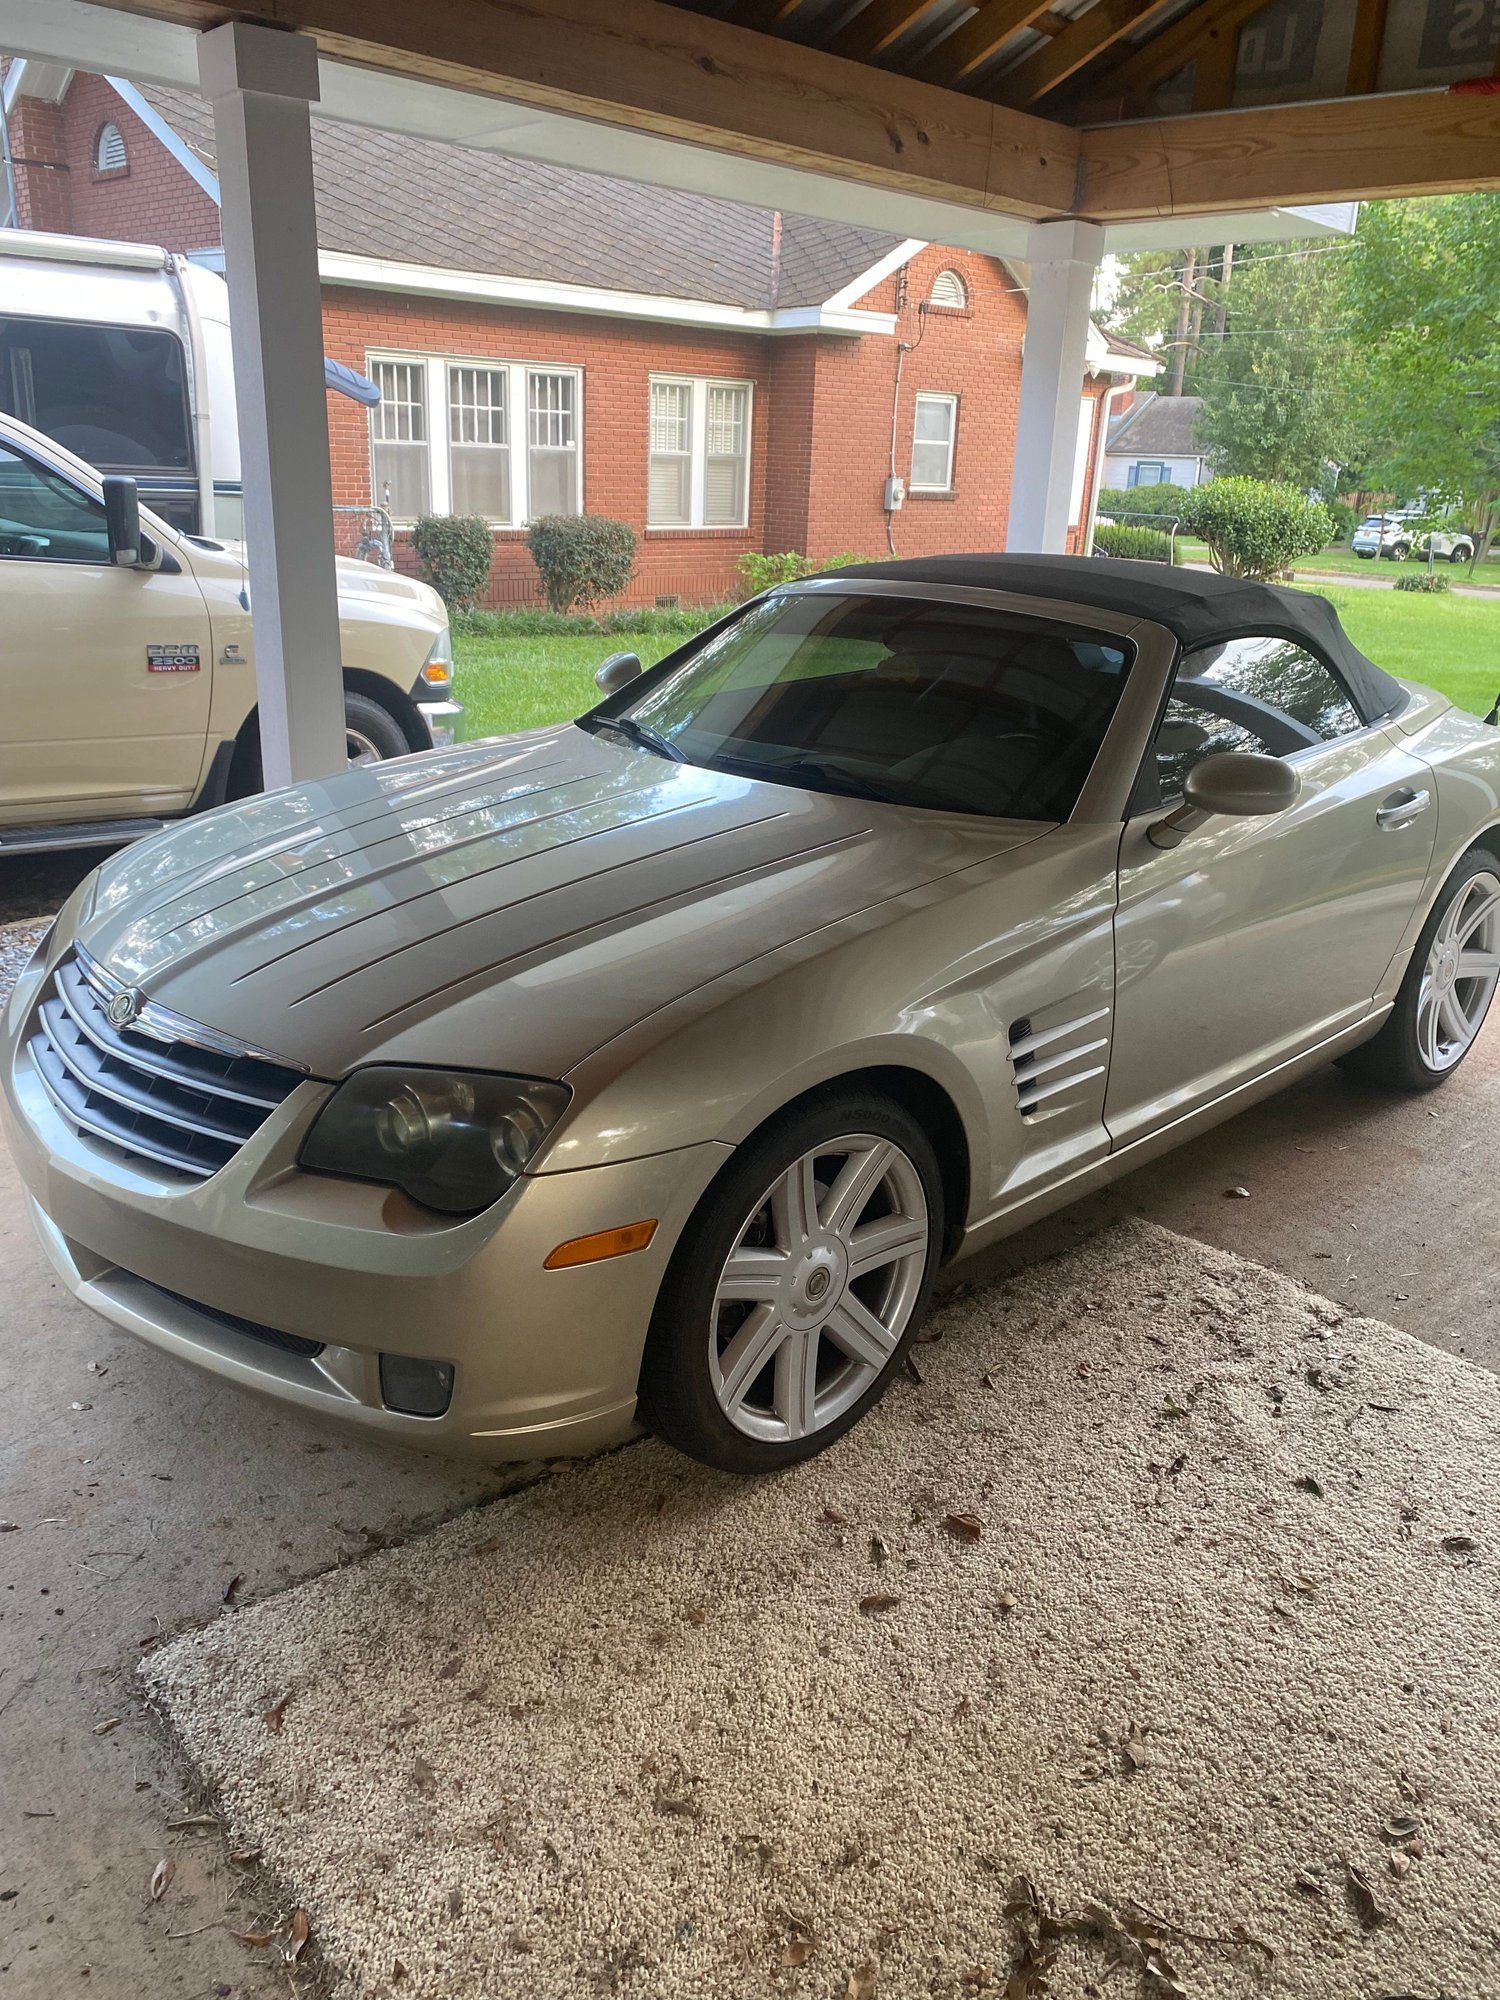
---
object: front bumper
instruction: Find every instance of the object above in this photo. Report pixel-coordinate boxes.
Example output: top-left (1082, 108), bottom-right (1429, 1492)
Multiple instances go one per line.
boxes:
top-left (415, 697), bottom-right (465, 748)
top-left (1, 956), bottom-right (727, 1459)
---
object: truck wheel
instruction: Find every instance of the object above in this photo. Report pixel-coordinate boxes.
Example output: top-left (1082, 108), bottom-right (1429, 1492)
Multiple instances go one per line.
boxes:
top-left (344, 692), bottom-right (410, 765)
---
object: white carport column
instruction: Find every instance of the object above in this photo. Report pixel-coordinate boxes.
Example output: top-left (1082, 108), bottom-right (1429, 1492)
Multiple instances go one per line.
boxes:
top-left (198, 22), bottom-right (346, 785)
top-left (1006, 218), bottom-right (1106, 555)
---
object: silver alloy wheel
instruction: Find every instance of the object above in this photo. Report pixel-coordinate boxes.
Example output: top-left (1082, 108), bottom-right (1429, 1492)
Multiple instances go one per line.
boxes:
top-left (709, 1132), bottom-right (929, 1443)
top-left (1418, 869), bottom-right (1500, 1073)
top-left (346, 728), bottom-right (385, 767)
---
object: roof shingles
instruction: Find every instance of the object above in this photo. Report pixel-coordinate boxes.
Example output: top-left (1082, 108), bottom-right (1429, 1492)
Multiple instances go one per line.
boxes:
top-left (139, 83), bottom-right (903, 311)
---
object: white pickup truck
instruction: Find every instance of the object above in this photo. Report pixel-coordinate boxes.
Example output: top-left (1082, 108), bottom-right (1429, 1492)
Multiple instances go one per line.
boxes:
top-left (0, 409), bottom-right (460, 854)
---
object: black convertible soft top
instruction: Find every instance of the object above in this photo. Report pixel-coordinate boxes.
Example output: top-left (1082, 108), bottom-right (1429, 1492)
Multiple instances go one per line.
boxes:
top-left (829, 554), bottom-right (1408, 724)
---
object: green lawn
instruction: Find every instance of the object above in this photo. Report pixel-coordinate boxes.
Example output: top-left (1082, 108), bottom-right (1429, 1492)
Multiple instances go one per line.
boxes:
top-left (1292, 546), bottom-right (1500, 589)
top-left (453, 582), bottom-right (1500, 741)
top-left (456, 633), bottom-right (682, 739)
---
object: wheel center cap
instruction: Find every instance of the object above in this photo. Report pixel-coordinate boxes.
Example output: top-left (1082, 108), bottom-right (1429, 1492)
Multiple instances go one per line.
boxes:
top-left (1434, 943), bottom-right (1459, 991)
top-left (786, 1239), bottom-right (848, 1327)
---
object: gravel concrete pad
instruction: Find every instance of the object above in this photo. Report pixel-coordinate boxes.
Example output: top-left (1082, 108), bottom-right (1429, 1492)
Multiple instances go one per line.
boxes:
top-left (143, 1222), bottom-right (1500, 1999)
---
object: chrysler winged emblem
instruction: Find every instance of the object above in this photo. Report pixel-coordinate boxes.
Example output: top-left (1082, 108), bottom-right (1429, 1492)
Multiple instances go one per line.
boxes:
top-left (105, 986), bottom-right (144, 1029)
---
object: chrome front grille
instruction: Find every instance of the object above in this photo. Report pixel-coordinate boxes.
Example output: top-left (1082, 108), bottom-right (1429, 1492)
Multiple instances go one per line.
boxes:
top-left (27, 950), bottom-right (307, 1182)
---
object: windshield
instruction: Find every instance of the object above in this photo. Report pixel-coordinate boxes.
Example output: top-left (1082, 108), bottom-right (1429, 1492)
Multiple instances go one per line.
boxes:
top-left (590, 590), bottom-right (1132, 820)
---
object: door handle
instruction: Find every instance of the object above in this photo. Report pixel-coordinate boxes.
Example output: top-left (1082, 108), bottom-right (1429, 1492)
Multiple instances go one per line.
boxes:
top-left (1375, 787), bottom-right (1430, 830)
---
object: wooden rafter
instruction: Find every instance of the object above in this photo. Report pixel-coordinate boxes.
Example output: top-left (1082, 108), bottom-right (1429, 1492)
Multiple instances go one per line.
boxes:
top-left (1344, 0), bottom-right (1390, 95)
top-left (991, 0), bottom-right (1167, 109)
top-left (1101, 0), bottom-right (1270, 98)
top-left (826, 0), bottom-right (947, 63)
top-left (722, 0), bottom-right (814, 32)
top-left (1191, 16), bottom-right (1240, 108)
top-left (915, 0), bottom-right (1062, 88)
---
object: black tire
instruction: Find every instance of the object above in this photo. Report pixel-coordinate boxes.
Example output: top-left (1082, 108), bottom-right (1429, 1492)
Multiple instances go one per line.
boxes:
top-left (1451, 545), bottom-right (1474, 566)
top-left (1356, 551), bottom-right (1376, 561)
top-left (638, 1088), bottom-right (944, 1473)
top-left (1338, 847), bottom-right (1500, 1091)
top-left (1392, 542), bottom-right (1411, 561)
top-left (343, 690), bottom-right (411, 764)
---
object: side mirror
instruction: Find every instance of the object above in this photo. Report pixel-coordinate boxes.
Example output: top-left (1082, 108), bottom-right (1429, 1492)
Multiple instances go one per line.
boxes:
top-left (102, 475), bottom-right (143, 568)
top-left (1148, 750), bottom-right (1299, 850)
top-left (594, 650), bottom-right (642, 696)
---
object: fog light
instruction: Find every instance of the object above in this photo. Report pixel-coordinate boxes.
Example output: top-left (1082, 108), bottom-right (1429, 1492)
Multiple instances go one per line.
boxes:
top-left (379, 1353), bottom-right (455, 1417)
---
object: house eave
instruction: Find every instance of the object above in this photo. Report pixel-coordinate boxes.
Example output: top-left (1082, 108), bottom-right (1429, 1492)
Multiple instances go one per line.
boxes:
top-left (314, 250), bottom-right (897, 335)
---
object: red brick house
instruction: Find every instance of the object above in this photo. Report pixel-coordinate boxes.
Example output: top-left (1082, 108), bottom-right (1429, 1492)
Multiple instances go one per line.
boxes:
top-left (2, 60), bottom-right (1155, 607)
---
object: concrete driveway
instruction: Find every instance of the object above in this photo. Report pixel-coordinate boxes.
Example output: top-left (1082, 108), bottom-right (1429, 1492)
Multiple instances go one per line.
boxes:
top-left (1, 858), bottom-right (1497, 1997)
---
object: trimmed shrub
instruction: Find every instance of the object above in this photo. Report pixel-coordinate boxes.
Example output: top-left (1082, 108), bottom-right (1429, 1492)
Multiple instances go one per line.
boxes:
top-left (526, 514), bottom-right (637, 614)
top-left (1093, 523), bottom-right (1177, 563)
top-left (736, 549), bottom-right (877, 597)
top-left (1322, 498), bottom-right (1360, 544)
top-left (1096, 484), bottom-right (1195, 523)
top-left (1394, 571), bottom-right (1453, 593)
top-left (409, 514), bottom-right (495, 614)
top-left (1189, 478), bottom-right (1336, 582)
top-left (737, 551), bottom-right (813, 595)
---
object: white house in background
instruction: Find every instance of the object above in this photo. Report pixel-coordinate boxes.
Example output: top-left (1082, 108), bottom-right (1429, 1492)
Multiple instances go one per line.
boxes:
top-left (1103, 392), bottom-right (1211, 491)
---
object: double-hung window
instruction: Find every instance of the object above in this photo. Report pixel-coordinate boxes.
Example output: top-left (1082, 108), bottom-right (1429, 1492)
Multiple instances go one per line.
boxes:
top-left (369, 354), bottom-right (582, 525)
top-left (910, 392), bottom-right (957, 493)
top-left (648, 375), bottom-right (752, 529)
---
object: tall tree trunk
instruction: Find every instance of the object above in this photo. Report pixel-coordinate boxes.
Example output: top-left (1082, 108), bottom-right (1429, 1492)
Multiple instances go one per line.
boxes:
top-left (1212, 243), bottom-right (1234, 338)
top-left (1170, 249), bottom-right (1197, 397)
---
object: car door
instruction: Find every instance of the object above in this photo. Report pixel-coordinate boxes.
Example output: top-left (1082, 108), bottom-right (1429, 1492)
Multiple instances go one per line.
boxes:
top-left (0, 435), bottom-right (212, 827)
top-left (1106, 633), bottom-right (1436, 1147)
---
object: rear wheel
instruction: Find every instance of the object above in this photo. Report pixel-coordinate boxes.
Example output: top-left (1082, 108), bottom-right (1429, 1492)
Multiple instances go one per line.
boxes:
top-left (1339, 849), bottom-right (1500, 1090)
top-left (638, 1090), bottom-right (942, 1472)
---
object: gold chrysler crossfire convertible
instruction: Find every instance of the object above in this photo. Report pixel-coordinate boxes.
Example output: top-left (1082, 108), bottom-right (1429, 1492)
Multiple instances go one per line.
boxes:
top-left (5, 557), bottom-right (1499, 1471)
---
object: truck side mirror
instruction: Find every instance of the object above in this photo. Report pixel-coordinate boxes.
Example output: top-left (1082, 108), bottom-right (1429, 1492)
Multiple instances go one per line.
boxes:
top-left (102, 476), bottom-right (143, 569)
top-left (595, 651), bottom-right (642, 695)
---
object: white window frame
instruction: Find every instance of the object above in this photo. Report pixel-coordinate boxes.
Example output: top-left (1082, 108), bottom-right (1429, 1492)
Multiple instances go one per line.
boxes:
top-left (647, 373), bottom-right (753, 531)
top-left (910, 391), bottom-right (958, 494)
top-left (366, 349), bottom-right (584, 527)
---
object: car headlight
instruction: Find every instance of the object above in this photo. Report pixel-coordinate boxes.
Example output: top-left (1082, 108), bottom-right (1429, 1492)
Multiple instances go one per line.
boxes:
top-left (300, 1067), bottom-right (571, 1215)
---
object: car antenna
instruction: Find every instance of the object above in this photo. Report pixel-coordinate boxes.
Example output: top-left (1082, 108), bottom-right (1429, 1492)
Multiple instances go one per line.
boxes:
top-left (1486, 691), bottom-right (1500, 728)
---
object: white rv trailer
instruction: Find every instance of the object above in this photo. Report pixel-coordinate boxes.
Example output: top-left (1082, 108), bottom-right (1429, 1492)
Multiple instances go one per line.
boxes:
top-left (0, 228), bottom-right (241, 537)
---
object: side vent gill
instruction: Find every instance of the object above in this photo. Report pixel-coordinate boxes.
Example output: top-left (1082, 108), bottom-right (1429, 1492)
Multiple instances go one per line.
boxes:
top-left (1008, 1006), bottom-right (1111, 1118)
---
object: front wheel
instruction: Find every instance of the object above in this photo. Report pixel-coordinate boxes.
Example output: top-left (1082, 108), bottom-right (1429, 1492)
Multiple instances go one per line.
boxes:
top-left (343, 691), bottom-right (412, 766)
top-left (1451, 545), bottom-right (1474, 565)
top-left (1339, 849), bottom-right (1500, 1090)
top-left (638, 1090), bottom-right (943, 1472)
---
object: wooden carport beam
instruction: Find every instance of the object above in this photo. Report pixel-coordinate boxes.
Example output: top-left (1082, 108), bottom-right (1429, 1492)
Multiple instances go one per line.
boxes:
top-left (80, 0), bottom-right (1081, 220)
top-left (1079, 89), bottom-right (1500, 218)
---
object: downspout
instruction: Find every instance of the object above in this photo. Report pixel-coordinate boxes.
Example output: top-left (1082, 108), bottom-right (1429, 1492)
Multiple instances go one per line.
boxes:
top-left (1088, 378), bottom-right (1136, 556)
top-left (169, 253), bottom-right (216, 535)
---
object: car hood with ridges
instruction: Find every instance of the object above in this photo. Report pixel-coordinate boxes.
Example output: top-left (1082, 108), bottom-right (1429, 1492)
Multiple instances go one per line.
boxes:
top-left (75, 727), bottom-right (1042, 1080)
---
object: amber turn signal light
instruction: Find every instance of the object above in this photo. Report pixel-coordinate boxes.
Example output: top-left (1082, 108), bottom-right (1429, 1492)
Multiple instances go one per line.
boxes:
top-left (544, 1219), bottom-right (658, 1269)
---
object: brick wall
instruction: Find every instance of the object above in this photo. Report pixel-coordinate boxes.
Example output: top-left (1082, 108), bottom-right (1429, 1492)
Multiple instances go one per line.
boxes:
top-left (9, 73), bottom-right (222, 250)
top-left (322, 288), bottom-right (775, 608)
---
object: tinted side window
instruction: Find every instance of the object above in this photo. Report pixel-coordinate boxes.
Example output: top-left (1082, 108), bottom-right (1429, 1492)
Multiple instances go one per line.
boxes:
top-left (0, 318), bottom-right (191, 471)
top-left (0, 444), bottom-right (110, 563)
top-left (1153, 635), bottom-right (1362, 800)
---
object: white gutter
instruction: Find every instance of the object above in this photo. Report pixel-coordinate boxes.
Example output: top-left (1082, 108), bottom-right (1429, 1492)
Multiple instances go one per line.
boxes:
top-left (315, 250), bottom-right (897, 336)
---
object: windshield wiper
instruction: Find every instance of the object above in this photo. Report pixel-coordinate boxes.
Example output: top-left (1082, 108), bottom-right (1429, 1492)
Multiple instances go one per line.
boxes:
top-left (585, 714), bottom-right (687, 763)
top-left (705, 750), bottom-right (904, 805)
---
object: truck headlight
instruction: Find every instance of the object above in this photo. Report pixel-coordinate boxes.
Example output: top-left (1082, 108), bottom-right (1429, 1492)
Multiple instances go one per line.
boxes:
top-left (418, 627), bottom-right (454, 689)
top-left (300, 1067), bottom-right (570, 1215)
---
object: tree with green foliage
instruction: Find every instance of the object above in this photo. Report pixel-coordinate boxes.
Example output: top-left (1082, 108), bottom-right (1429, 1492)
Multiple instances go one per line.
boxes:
top-left (1189, 249), bottom-right (1364, 491)
top-left (1341, 194), bottom-right (1500, 562)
